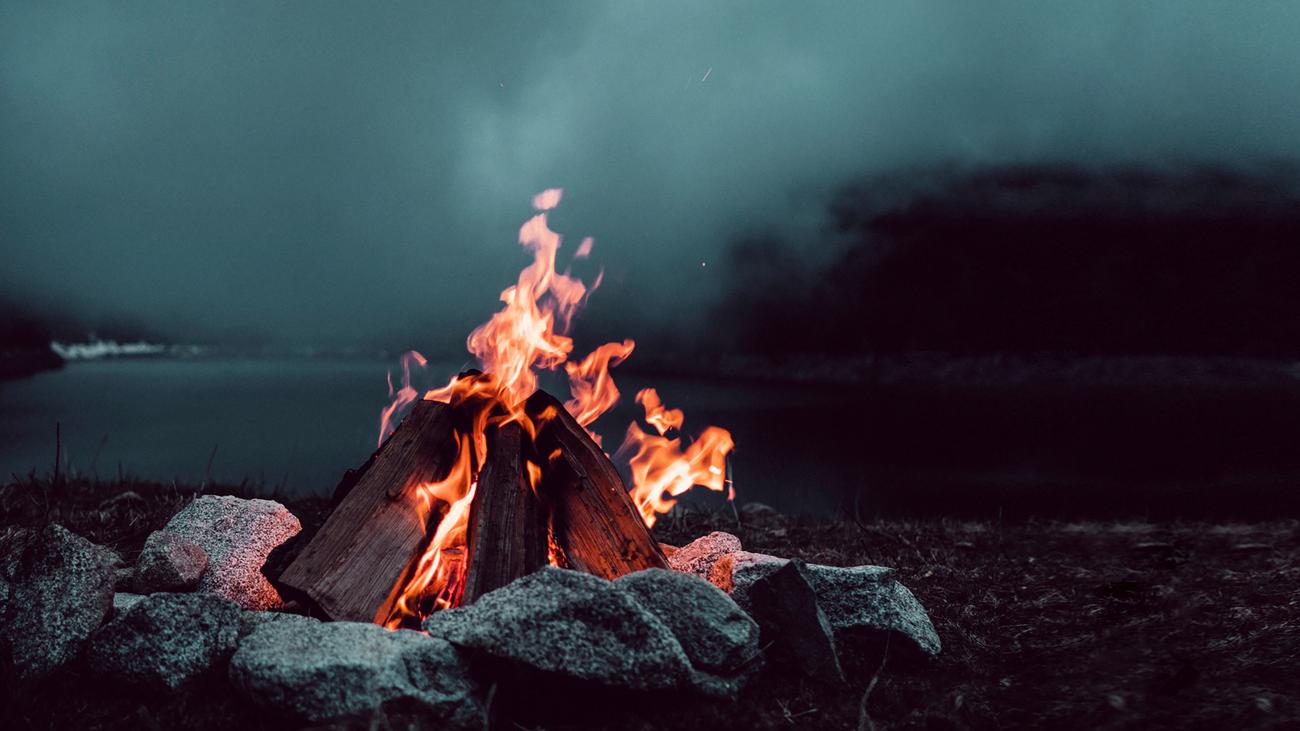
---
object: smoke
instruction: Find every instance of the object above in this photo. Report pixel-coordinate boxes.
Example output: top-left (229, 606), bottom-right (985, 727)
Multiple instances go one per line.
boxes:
top-left (3, 2), bottom-right (1299, 350)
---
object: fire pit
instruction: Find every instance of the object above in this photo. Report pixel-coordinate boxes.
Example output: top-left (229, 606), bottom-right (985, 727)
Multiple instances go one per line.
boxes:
top-left (278, 188), bottom-right (735, 628)
top-left (0, 190), bottom-right (939, 729)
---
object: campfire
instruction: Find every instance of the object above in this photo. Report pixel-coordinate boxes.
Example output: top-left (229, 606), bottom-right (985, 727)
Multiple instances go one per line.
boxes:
top-left (279, 189), bottom-right (735, 627)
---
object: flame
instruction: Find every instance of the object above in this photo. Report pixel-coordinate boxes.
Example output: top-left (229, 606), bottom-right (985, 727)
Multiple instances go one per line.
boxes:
top-left (384, 435), bottom-right (477, 627)
top-left (636, 387), bottom-right (684, 435)
top-left (378, 190), bottom-right (736, 625)
top-left (565, 339), bottom-right (635, 433)
top-left (618, 388), bottom-right (735, 527)
top-left (465, 189), bottom-right (590, 406)
top-left (378, 350), bottom-right (427, 446)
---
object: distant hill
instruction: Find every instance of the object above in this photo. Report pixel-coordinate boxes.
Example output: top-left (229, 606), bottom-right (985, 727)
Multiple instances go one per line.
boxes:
top-left (717, 164), bottom-right (1300, 359)
top-left (0, 297), bottom-right (62, 380)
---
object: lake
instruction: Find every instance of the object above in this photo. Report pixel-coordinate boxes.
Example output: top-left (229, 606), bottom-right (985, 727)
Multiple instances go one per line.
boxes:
top-left (6, 356), bottom-right (1300, 519)
top-left (0, 358), bottom-right (863, 516)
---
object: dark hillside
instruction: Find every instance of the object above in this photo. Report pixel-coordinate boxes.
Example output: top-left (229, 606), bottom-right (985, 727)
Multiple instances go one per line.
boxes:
top-left (720, 165), bottom-right (1300, 358)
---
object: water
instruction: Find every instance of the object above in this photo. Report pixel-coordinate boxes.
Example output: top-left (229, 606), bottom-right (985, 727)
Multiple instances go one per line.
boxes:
top-left (7, 357), bottom-right (1300, 519)
top-left (0, 358), bottom-right (858, 515)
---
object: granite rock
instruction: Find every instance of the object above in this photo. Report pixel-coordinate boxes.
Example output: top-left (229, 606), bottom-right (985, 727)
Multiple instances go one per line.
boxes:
top-left (237, 610), bottom-right (321, 639)
top-left (423, 567), bottom-right (694, 692)
top-left (711, 551), bottom-right (940, 657)
top-left (668, 531), bottom-right (742, 580)
top-left (0, 524), bottom-right (118, 680)
top-left (132, 530), bottom-right (208, 593)
top-left (164, 495), bottom-right (300, 610)
top-left (88, 592), bottom-right (241, 689)
top-left (749, 559), bottom-right (845, 683)
top-left (230, 621), bottom-right (481, 727)
top-left (615, 568), bottom-right (759, 677)
top-left (113, 592), bottom-right (147, 614)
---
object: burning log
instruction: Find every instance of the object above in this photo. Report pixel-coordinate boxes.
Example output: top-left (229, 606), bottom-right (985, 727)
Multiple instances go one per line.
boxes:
top-left (461, 422), bottom-right (548, 603)
top-left (278, 399), bottom-right (455, 622)
top-left (527, 390), bottom-right (669, 579)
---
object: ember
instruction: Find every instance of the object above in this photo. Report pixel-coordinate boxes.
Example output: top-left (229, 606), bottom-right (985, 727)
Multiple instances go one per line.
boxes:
top-left (280, 190), bottom-right (735, 627)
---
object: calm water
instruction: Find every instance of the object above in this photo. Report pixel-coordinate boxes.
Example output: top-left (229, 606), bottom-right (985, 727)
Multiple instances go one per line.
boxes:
top-left (8, 358), bottom-right (1300, 519)
top-left (0, 358), bottom-right (859, 516)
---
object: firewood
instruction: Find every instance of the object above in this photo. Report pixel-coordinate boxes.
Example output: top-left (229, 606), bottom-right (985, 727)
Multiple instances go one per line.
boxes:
top-left (461, 422), bottom-right (548, 603)
top-left (278, 399), bottom-right (455, 622)
top-left (526, 390), bottom-right (668, 579)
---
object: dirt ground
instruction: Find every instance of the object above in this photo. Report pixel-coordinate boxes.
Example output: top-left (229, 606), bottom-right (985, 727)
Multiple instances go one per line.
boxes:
top-left (2, 477), bottom-right (1297, 730)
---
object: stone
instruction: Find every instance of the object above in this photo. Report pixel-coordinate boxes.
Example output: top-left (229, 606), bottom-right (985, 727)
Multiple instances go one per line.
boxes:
top-left (164, 495), bottom-right (301, 610)
top-left (113, 592), bottom-right (146, 614)
top-left (132, 530), bottom-right (208, 592)
top-left (711, 552), bottom-right (940, 657)
top-left (748, 559), bottom-right (845, 683)
top-left (0, 524), bottom-right (118, 680)
top-left (88, 592), bottom-right (241, 689)
top-left (238, 610), bottom-right (320, 639)
top-left (230, 621), bottom-right (482, 727)
top-left (423, 567), bottom-right (694, 692)
top-left (615, 568), bottom-right (760, 678)
top-left (668, 531), bottom-right (742, 580)
top-left (739, 502), bottom-right (787, 529)
top-left (709, 550), bottom-right (789, 605)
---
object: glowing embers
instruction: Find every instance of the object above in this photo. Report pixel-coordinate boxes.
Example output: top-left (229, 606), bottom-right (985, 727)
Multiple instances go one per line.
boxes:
top-left (279, 380), bottom-right (671, 628)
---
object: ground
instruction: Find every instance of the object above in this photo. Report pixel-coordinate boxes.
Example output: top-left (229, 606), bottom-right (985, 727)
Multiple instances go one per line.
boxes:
top-left (1, 476), bottom-right (1297, 730)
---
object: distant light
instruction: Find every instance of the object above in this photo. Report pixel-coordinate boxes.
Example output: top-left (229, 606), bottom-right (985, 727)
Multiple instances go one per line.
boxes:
top-left (700, 261), bottom-right (707, 267)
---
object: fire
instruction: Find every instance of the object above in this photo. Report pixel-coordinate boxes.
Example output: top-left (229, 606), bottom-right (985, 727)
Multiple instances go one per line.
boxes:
top-left (617, 388), bottom-right (734, 527)
top-left (564, 339), bottom-right (635, 435)
top-left (378, 350), bottom-right (427, 446)
top-left (378, 189), bottom-right (735, 625)
top-left (385, 435), bottom-right (476, 624)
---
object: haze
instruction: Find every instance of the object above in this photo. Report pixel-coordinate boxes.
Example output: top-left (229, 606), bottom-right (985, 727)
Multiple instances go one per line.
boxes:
top-left (3, 1), bottom-right (1298, 353)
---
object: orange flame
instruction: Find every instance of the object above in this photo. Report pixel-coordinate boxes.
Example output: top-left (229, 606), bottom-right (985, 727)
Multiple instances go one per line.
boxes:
top-left (465, 188), bottom-right (589, 407)
top-left (378, 350), bottom-right (427, 446)
top-left (378, 190), bottom-right (736, 624)
top-left (618, 388), bottom-right (735, 527)
top-left (565, 339), bottom-right (635, 433)
top-left (636, 387), bottom-right (684, 435)
top-left (384, 434), bottom-right (477, 627)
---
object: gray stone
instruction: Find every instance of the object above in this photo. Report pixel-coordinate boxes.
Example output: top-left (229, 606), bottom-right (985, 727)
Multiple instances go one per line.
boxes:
top-left (749, 559), bottom-right (845, 683)
top-left (708, 550), bottom-right (789, 606)
top-left (132, 530), bottom-right (208, 592)
top-left (0, 524), bottom-right (117, 680)
top-left (615, 568), bottom-right (760, 677)
top-left (238, 610), bottom-right (320, 639)
top-left (88, 592), bottom-right (241, 689)
top-left (230, 621), bottom-right (482, 727)
top-left (711, 551), bottom-right (941, 657)
top-left (739, 502), bottom-right (787, 529)
top-left (668, 531), bottom-right (742, 580)
top-left (423, 567), bottom-right (694, 692)
top-left (164, 495), bottom-right (301, 610)
top-left (113, 592), bottom-right (146, 614)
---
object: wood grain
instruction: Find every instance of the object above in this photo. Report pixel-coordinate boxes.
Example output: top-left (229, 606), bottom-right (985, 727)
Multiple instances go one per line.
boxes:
top-left (461, 422), bottom-right (548, 603)
top-left (526, 390), bottom-right (668, 579)
top-left (278, 399), bottom-right (455, 622)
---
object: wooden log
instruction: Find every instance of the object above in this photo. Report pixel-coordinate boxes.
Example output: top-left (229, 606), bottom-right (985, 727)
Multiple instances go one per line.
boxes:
top-left (526, 390), bottom-right (668, 579)
top-left (278, 399), bottom-right (455, 622)
top-left (461, 422), bottom-right (548, 603)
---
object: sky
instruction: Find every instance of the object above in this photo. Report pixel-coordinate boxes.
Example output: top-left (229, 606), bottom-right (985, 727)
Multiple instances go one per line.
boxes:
top-left (3, 1), bottom-right (1300, 353)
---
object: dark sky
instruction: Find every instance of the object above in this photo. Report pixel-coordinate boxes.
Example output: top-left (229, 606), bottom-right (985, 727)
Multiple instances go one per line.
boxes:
top-left (3, 2), bottom-right (1299, 352)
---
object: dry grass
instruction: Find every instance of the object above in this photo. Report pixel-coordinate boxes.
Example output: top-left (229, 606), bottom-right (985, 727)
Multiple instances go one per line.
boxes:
top-left (2, 478), bottom-right (1297, 730)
